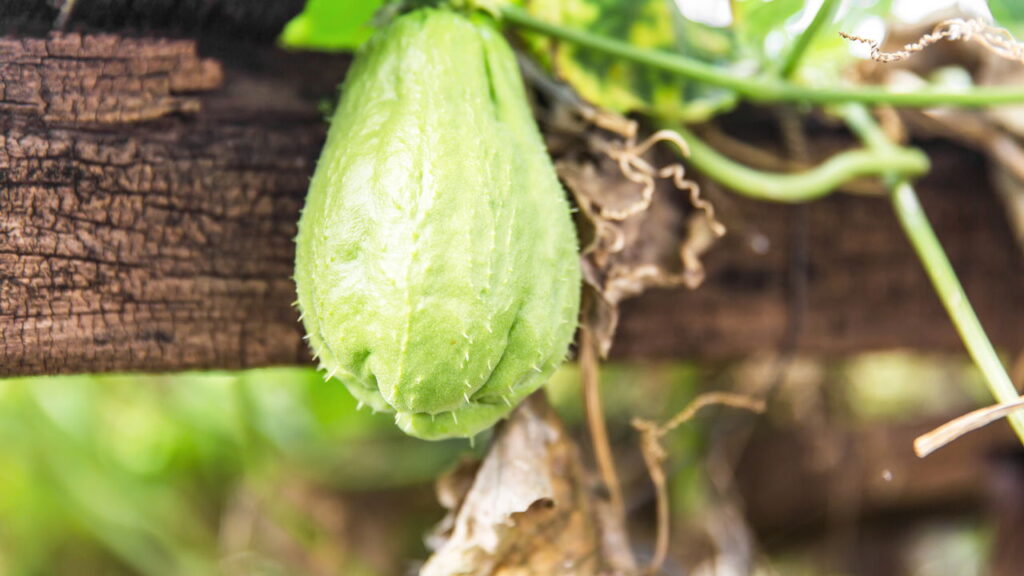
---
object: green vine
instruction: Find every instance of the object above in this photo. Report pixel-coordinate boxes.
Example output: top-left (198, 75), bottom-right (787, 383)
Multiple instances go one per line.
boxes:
top-left (501, 6), bottom-right (1024, 108)
top-left (839, 103), bottom-right (1024, 444)
top-left (777, 0), bottom-right (841, 79)
top-left (677, 125), bottom-right (928, 202)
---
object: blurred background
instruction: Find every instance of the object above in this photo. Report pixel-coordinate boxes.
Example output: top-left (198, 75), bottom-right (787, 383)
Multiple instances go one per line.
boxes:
top-left (0, 354), bottom-right (1014, 575)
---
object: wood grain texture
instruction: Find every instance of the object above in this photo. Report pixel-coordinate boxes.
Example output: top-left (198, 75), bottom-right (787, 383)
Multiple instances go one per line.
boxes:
top-left (0, 33), bottom-right (348, 376)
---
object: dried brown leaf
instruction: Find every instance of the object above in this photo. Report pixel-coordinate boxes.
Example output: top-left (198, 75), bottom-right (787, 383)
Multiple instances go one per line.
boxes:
top-left (632, 393), bottom-right (765, 575)
top-left (422, 393), bottom-right (634, 576)
top-left (548, 110), bottom-right (723, 357)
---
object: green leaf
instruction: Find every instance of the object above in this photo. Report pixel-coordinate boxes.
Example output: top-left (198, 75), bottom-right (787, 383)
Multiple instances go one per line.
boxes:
top-left (519, 0), bottom-right (736, 123)
top-left (279, 0), bottom-right (385, 51)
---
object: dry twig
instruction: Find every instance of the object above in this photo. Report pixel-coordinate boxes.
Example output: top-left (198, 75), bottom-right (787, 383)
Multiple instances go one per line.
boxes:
top-left (915, 395), bottom-right (1024, 457)
top-left (632, 393), bottom-right (766, 574)
top-left (841, 19), bottom-right (1024, 64)
top-left (579, 329), bottom-right (625, 523)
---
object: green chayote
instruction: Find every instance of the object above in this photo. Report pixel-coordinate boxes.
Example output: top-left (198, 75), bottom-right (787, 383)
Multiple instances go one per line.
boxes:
top-left (294, 8), bottom-right (581, 440)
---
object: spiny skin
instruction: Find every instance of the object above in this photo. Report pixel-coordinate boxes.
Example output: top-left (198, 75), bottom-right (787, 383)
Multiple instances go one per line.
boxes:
top-left (294, 9), bottom-right (581, 440)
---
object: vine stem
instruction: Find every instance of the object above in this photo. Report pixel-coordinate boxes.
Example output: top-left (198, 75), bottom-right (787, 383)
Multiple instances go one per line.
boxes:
top-left (677, 124), bottom-right (928, 202)
top-left (501, 6), bottom-right (1024, 108)
top-left (889, 181), bottom-right (1024, 441)
top-left (839, 103), bottom-right (1024, 445)
top-left (778, 0), bottom-right (841, 79)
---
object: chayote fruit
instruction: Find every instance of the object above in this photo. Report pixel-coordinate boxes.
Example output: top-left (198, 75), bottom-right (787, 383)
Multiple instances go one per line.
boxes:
top-left (294, 8), bottom-right (581, 440)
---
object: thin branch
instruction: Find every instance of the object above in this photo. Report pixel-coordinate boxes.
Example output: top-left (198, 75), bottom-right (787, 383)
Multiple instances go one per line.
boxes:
top-left (632, 393), bottom-right (765, 575)
top-left (501, 6), bottom-right (1024, 108)
top-left (915, 396), bottom-right (1024, 457)
top-left (53, 0), bottom-right (79, 30)
top-left (579, 329), bottom-right (625, 521)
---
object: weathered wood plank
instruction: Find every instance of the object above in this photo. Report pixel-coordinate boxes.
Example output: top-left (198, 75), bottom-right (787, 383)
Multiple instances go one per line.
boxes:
top-left (0, 34), bottom-right (347, 376)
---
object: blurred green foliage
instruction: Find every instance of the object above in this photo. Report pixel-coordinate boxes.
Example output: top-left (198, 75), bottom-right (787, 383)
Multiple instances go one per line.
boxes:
top-left (0, 363), bottom-right (707, 575)
top-left (841, 352), bottom-right (990, 422)
top-left (0, 355), bottom-right (996, 575)
top-left (989, 0), bottom-right (1024, 37)
top-left (0, 347), bottom-right (992, 574)
top-left (0, 368), bottom-right (468, 575)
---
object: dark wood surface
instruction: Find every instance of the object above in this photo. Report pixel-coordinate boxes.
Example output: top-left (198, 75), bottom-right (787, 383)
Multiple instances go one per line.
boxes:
top-left (734, 415), bottom-right (1020, 536)
top-left (0, 33), bottom-right (349, 376)
top-left (615, 144), bottom-right (1024, 359)
top-left (0, 0), bottom-right (305, 41)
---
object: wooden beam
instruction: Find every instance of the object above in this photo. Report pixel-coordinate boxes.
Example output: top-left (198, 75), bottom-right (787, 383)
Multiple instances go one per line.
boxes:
top-left (1, 32), bottom-right (1021, 377)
